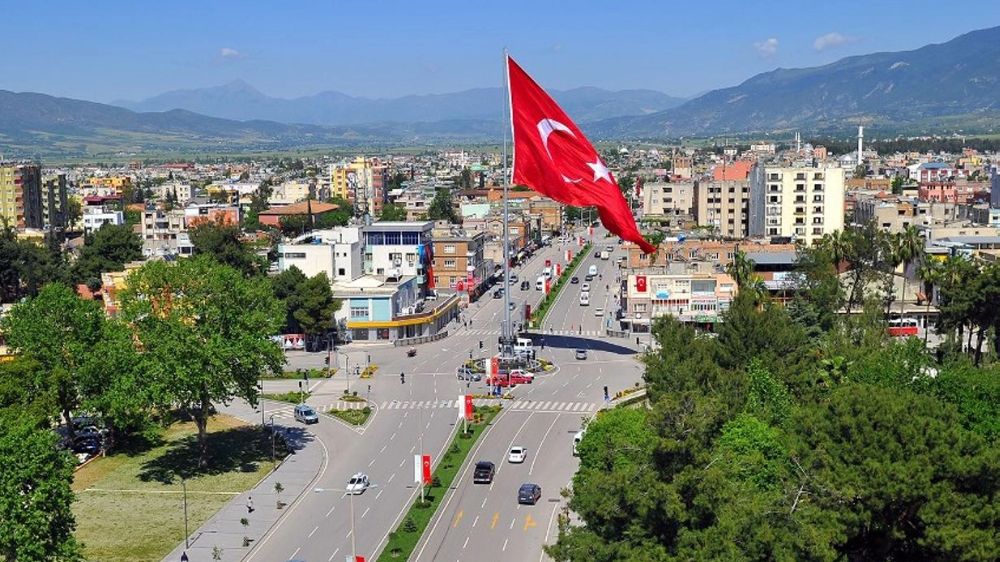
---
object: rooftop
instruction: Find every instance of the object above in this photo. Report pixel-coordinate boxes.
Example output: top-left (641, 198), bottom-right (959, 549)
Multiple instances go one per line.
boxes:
top-left (260, 200), bottom-right (339, 216)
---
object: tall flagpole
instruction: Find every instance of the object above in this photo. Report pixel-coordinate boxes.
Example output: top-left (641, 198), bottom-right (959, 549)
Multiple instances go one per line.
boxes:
top-left (501, 48), bottom-right (513, 360)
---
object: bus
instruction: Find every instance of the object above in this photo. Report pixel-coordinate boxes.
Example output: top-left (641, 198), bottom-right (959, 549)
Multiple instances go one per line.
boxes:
top-left (887, 318), bottom-right (919, 338)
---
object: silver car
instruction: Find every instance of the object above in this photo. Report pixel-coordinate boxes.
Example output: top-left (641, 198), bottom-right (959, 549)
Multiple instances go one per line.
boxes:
top-left (293, 404), bottom-right (319, 424)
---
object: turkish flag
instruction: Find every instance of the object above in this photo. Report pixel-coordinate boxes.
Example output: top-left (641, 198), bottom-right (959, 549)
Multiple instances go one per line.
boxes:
top-left (508, 56), bottom-right (655, 253)
top-left (422, 454), bottom-right (432, 484)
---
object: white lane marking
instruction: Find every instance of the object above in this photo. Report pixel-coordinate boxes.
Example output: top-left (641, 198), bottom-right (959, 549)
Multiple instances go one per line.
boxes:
top-left (509, 517), bottom-right (516, 529)
top-left (290, 547), bottom-right (300, 559)
top-left (388, 473), bottom-right (396, 483)
top-left (376, 489), bottom-right (384, 500)
top-left (325, 505), bottom-right (335, 517)
top-left (497, 412), bottom-right (535, 478)
top-left (380, 444), bottom-right (387, 453)
top-left (472, 515), bottom-right (479, 528)
top-left (362, 507), bottom-right (371, 519)
top-left (540, 503), bottom-right (560, 561)
top-left (390, 432), bottom-right (397, 440)
top-left (404, 411), bottom-right (409, 418)
top-left (308, 525), bottom-right (318, 538)
top-left (463, 536), bottom-right (470, 549)
top-left (503, 538), bottom-right (509, 551)
top-left (368, 458), bottom-right (377, 467)
top-left (328, 548), bottom-right (339, 561)
top-left (530, 414), bottom-right (561, 476)
top-left (481, 497), bottom-right (487, 509)
top-left (398, 458), bottom-right (405, 468)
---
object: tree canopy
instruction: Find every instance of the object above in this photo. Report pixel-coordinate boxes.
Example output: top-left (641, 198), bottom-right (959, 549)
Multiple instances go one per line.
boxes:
top-left (428, 188), bottom-right (458, 223)
top-left (71, 223), bottom-right (142, 285)
top-left (189, 219), bottom-right (266, 277)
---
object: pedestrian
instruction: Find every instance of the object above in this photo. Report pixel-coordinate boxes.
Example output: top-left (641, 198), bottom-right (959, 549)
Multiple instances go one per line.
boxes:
top-left (246, 496), bottom-right (254, 514)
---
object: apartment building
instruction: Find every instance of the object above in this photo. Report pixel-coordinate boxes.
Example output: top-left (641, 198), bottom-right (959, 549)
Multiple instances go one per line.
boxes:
top-left (362, 221), bottom-right (434, 289)
top-left (155, 182), bottom-right (193, 204)
top-left (42, 173), bottom-right (69, 231)
top-left (0, 162), bottom-right (42, 230)
top-left (641, 182), bottom-right (695, 226)
top-left (330, 156), bottom-right (388, 215)
top-left (853, 195), bottom-right (952, 233)
top-left (431, 229), bottom-right (490, 299)
top-left (140, 207), bottom-right (193, 257)
top-left (277, 227), bottom-right (364, 283)
top-left (82, 205), bottom-right (124, 234)
top-left (749, 166), bottom-right (845, 245)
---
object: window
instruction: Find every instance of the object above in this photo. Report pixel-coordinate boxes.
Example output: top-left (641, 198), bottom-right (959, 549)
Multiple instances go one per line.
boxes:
top-left (384, 232), bottom-right (401, 245)
top-left (402, 232), bottom-right (419, 245)
top-left (443, 244), bottom-right (456, 254)
top-left (283, 252), bottom-right (306, 259)
top-left (350, 306), bottom-right (368, 319)
top-left (444, 259), bottom-right (456, 268)
top-left (338, 268), bottom-right (346, 276)
top-left (634, 303), bottom-right (647, 312)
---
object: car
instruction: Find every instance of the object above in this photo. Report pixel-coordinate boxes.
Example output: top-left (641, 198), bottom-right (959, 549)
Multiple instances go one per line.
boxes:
top-left (473, 461), bottom-right (496, 484)
top-left (346, 473), bottom-right (370, 494)
top-left (72, 438), bottom-right (101, 456)
top-left (294, 404), bottom-right (319, 424)
top-left (509, 301), bottom-right (517, 310)
top-left (585, 274), bottom-right (594, 282)
top-left (518, 483), bottom-right (542, 505)
top-left (581, 283), bottom-right (591, 292)
top-left (520, 280), bottom-right (530, 290)
top-left (458, 367), bottom-right (482, 381)
top-left (510, 273), bottom-right (519, 283)
top-left (570, 276), bottom-right (579, 284)
top-left (493, 289), bottom-right (504, 299)
top-left (575, 349), bottom-right (588, 360)
top-left (509, 369), bottom-right (535, 382)
top-left (508, 446), bottom-right (527, 463)
top-left (75, 425), bottom-right (108, 441)
top-left (595, 307), bottom-right (605, 317)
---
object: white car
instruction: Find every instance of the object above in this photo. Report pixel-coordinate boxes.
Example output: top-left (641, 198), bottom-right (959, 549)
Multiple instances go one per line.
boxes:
top-left (581, 283), bottom-right (591, 292)
top-left (508, 446), bottom-right (527, 463)
top-left (346, 473), bottom-right (370, 495)
top-left (594, 307), bottom-right (605, 317)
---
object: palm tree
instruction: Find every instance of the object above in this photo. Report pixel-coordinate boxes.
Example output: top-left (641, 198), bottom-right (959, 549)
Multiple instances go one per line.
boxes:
top-left (894, 225), bottom-right (923, 320)
top-left (916, 259), bottom-right (941, 346)
top-left (726, 249), bottom-right (756, 290)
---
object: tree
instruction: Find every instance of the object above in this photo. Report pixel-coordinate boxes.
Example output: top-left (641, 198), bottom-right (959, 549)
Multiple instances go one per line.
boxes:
top-left (0, 283), bottom-right (106, 436)
top-left (0, 413), bottom-right (81, 561)
top-left (379, 203), bottom-right (408, 222)
top-left (894, 225), bottom-right (923, 320)
top-left (271, 267), bottom-right (341, 344)
top-left (890, 176), bottom-right (905, 194)
top-left (853, 163), bottom-right (866, 179)
top-left (0, 223), bottom-right (68, 303)
top-left (917, 259), bottom-right (942, 346)
top-left (119, 257), bottom-right (284, 466)
top-left (189, 219), bottom-right (266, 277)
top-left (726, 249), bottom-right (767, 304)
top-left (72, 223), bottom-right (143, 285)
top-left (427, 188), bottom-right (458, 223)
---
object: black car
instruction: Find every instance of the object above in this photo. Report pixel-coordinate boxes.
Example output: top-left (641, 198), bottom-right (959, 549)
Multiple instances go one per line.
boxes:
top-left (72, 438), bottom-right (101, 456)
top-left (518, 483), bottom-right (542, 505)
top-left (474, 461), bottom-right (496, 484)
top-left (570, 276), bottom-right (579, 284)
top-left (520, 280), bottom-right (530, 290)
top-left (492, 288), bottom-right (504, 299)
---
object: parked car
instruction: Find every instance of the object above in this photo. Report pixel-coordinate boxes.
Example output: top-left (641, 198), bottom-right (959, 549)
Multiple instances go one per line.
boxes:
top-left (508, 446), bottom-right (527, 463)
top-left (72, 438), bottom-right (101, 456)
top-left (294, 404), bottom-right (319, 424)
top-left (493, 288), bottom-right (504, 299)
top-left (510, 273), bottom-right (519, 283)
top-left (346, 473), bottom-right (370, 494)
top-left (474, 461), bottom-right (496, 484)
top-left (575, 349), bottom-right (588, 360)
top-left (518, 483), bottom-right (542, 505)
top-left (570, 276), bottom-right (579, 284)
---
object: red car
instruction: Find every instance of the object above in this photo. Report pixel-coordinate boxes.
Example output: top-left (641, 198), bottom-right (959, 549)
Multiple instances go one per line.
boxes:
top-left (487, 373), bottom-right (531, 387)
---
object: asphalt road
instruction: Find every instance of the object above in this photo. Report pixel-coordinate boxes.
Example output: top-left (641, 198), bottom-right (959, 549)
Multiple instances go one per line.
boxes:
top-left (246, 229), bottom-right (642, 562)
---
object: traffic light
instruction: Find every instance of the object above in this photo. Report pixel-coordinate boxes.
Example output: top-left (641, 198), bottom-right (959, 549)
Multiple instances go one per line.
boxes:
top-left (479, 340), bottom-right (483, 349)
top-left (400, 372), bottom-right (405, 384)
top-left (324, 356), bottom-right (330, 365)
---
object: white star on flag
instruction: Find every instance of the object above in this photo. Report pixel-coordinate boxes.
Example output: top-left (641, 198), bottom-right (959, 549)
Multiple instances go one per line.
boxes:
top-left (587, 158), bottom-right (612, 182)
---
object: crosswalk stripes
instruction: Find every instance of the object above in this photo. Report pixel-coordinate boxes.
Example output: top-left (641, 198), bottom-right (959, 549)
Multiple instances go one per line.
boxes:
top-left (464, 329), bottom-right (604, 337)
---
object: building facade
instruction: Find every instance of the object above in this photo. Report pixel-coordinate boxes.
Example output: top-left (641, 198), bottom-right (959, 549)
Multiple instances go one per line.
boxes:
top-left (42, 173), bottom-right (69, 232)
top-left (140, 207), bottom-right (193, 257)
top-left (622, 271), bottom-right (737, 332)
top-left (0, 162), bottom-right (42, 230)
top-left (749, 166), bottom-right (845, 244)
top-left (641, 182), bottom-right (695, 225)
top-left (330, 156), bottom-right (388, 216)
top-left (362, 221), bottom-right (434, 290)
top-left (694, 179), bottom-right (750, 238)
top-left (431, 229), bottom-right (489, 298)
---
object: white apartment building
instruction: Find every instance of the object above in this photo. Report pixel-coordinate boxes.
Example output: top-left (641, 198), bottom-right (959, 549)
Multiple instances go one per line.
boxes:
top-left (749, 166), bottom-right (845, 245)
top-left (140, 207), bottom-right (194, 257)
top-left (82, 207), bottom-right (124, 234)
top-left (277, 227), bottom-right (364, 283)
top-left (155, 182), bottom-right (193, 203)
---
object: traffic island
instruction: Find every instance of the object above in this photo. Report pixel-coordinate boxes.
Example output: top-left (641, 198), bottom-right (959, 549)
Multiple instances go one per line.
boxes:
top-left (327, 405), bottom-right (372, 426)
top-left (378, 405), bottom-right (502, 561)
top-left (260, 391), bottom-right (311, 404)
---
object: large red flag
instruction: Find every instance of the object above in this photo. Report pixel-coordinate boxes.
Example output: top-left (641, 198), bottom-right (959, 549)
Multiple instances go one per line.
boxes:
top-left (508, 56), bottom-right (655, 253)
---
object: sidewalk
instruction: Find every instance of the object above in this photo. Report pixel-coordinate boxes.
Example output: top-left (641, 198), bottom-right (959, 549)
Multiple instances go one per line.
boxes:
top-left (160, 400), bottom-right (325, 562)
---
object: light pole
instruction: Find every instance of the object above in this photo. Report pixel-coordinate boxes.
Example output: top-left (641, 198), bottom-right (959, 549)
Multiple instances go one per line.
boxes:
top-left (182, 478), bottom-right (189, 550)
top-left (314, 487), bottom-right (365, 560)
top-left (337, 352), bottom-right (352, 394)
top-left (268, 415), bottom-right (276, 466)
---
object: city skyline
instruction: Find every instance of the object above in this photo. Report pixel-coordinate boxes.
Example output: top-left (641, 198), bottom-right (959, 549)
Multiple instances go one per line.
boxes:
top-left (3, 0), bottom-right (1000, 103)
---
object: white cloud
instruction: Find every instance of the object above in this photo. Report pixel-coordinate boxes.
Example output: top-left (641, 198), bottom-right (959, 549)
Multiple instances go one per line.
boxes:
top-left (753, 38), bottom-right (779, 58)
top-left (219, 47), bottom-right (243, 59)
top-left (813, 32), bottom-right (859, 51)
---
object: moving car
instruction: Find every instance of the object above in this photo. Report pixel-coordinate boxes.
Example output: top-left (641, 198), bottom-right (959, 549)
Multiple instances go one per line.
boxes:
top-left (579, 292), bottom-right (590, 306)
top-left (346, 473), bottom-right (370, 494)
top-left (520, 280), bottom-right (530, 290)
top-left (458, 367), bottom-right (482, 381)
top-left (575, 349), bottom-right (588, 360)
top-left (570, 276), bottom-right (579, 284)
top-left (293, 404), bottom-right (319, 424)
top-left (535, 276), bottom-right (546, 291)
top-left (518, 483), bottom-right (542, 505)
top-left (581, 283), bottom-right (591, 292)
top-left (509, 369), bottom-right (534, 383)
top-left (473, 461), bottom-right (496, 484)
top-left (595, 307), bottom-right (605, 317)
top-left (509, 273), bottom-right (519, 284)
top-left (508, 446), bottom-right (527, 463)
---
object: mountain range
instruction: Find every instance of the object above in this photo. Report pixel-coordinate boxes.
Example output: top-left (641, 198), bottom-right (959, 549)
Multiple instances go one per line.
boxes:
top-left (2, 25), bottom-right (1000, 158)
top-left (114, 82), bottom-right (685, 126)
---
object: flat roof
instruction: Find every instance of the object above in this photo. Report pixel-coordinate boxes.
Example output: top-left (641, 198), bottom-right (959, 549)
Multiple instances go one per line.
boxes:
top-left (745, 251), bottom-right (798, 265)
top-left (363, 221), bottom-right (433, 231)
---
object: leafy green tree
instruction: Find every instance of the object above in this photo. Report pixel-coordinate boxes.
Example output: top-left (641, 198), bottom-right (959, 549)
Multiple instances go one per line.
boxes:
top-left (379, 203), bottom-right (408, 222)
top-left (427, 188), bottom-right (458, 223)
top-left (891, 175), bottom-right (905, 194)
top-left (0, 223), bottom-right (68, 303)
top-left (0, 283), bottom-right (106, 436)
top-left (271, 266), bottom-right (340, 343)
top-left (119, 257), bottom-right (284, 466)
top-left (189, 219), bottom-right (265, 277)
top-left (0, 413), bottom-right (81, 562)
top-left (72, 223), bottom-right (143, 285)
top-left (0, 356), bottom-right (54, 423)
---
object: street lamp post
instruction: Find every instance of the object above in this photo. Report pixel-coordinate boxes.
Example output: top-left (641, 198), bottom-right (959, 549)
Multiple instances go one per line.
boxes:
top-left (182, 478), bottom-right (189, 549)
top-left (268, 415), bottom-right (275, 466)
top-left (314, 488), bottom-right (361, 560)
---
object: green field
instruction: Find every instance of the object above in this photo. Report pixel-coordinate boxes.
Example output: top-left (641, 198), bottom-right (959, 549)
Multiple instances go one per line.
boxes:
top-left (72, 415), bottom-right (283, 562)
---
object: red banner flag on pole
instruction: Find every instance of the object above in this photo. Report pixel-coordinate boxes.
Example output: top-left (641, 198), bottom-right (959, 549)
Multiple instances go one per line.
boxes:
top-left (422, 454), bottom-right (432, 484)
top-left (464, 395), bottom-right (474, 420)
top-left (507, 56), bottom-right (655, 253)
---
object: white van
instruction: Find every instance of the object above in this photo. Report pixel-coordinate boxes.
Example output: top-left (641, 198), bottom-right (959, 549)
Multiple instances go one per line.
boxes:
top-left (579, 291), bottom-right (590, 306)
top-left (514, 337), bottom-right (535, 359)
top-left (543, 266), bottom-right (552, 279)
top-left (588, 265), bottom-right (598, 277)
top-left (535, 276), bottom-right (546, 291)
top-left (573, 430), bottom-right (585, 456)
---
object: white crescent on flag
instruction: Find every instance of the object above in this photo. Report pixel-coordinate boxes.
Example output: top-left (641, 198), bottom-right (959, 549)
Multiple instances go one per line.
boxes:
top-left (536, 118), bottom-right (582, 183)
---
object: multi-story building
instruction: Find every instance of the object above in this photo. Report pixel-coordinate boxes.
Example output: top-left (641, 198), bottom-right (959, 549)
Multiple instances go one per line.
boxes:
top-left (361, 221), bottom-right (434, 290)
top-left (0, 162), bottom-right (42, 230)
top-left (526, 198), bottom-right (563, 235)
top-left (87, 175), bottom-right (133, 197)
top-left (155, 182), bottom-right (193, 204)
top-left (269, 180), bottom-right (312, 205)
top-left (642, 182), bottom-right (695, 226)
top-left (622, 271), bottom-right (737, 332)
top-left (991, 168), bottom-right (1000, 209)
top-left (140, 206), bottom-right (193, 257)
top-left (917, 182), bottom-right (979, 204)
top-left (694, 178), bottom-right (751, 238)
top-left (42, 173), bottom-right (69, 231)
top-left (854, 195), bottom-right (953, 233)
top-left (749, 166), bottom-right (845, 245)
top-left (277, 227), bottom-right (364, 283)
top-left (82, 206), bottom-right (124, 234)
top-left (431, 229), bottom-right (490, 300)
top-left (913, 162), bottom-right (956, 182)
top-left (330, 156), bottom-right (388, 216)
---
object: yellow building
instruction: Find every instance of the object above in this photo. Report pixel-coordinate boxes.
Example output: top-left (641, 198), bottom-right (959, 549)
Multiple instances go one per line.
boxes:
top-left (0, 162), bottom-right (43, 229)
top-left (755, 166), bottom-right (846, 245)
top-left (329, 156), bottom-right (386, 214)
top-left (88, 175), bottom-right (133, 196)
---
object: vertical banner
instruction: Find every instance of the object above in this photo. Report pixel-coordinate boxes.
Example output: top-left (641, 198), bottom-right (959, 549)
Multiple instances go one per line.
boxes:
top-left (457, 394), bottom-right (465, 419)
top-left (588, 225), bottom-right (594, 237)
top-left (545, 259), bottom-right (551, 268)
top-left (464, 395), bottom-right (474, 420)
top-left (413, 455), bottom-right (422, 484)
top-left (422, 454), bottom-right (432, 484)
top-left (566, 249), bottom-right (572, 262)
top-left (578, 236), bottom-right (583, 247)
top-left (636, 275), bottom-right (648, 293)
top-left (544, 278), bottom-right (551, 294)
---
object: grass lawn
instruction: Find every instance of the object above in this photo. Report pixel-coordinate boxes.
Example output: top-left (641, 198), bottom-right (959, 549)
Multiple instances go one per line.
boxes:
top-left (328, 406), bottom-right (372, 426)
top-left (261, 390), bottom-right (311, 404)
top-left (73, 415), bottom-right (284, 562)
top-left (379, 405), bottom-right (501, 561)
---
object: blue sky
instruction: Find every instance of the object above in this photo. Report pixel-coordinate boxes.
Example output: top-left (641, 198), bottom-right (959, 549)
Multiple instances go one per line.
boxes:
top-left (2, 0), bottom-right (999, 102)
